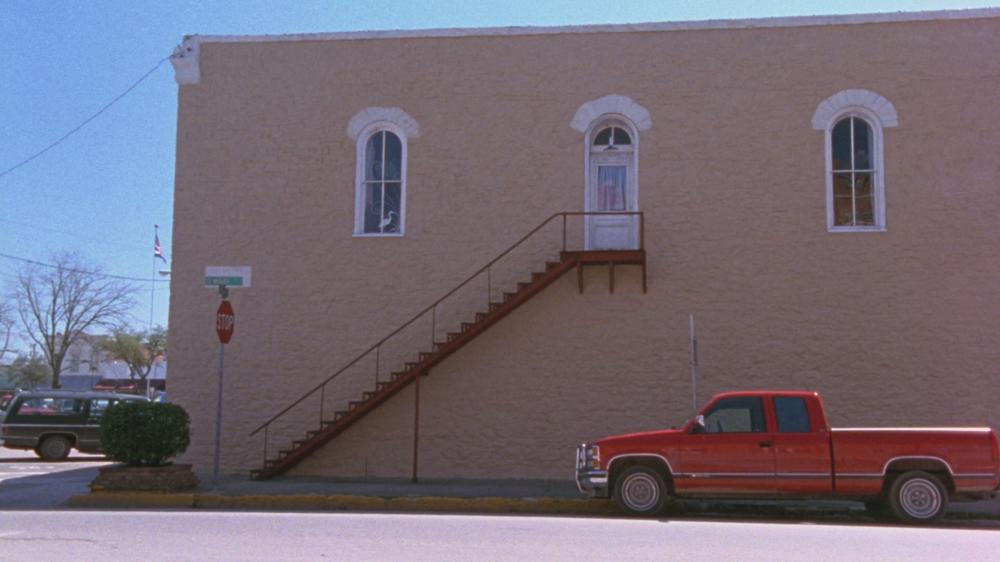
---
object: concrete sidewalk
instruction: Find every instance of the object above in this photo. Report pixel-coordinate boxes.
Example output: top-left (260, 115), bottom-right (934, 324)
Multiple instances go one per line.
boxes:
top-left (66, 475), bottom-right (1000, 523)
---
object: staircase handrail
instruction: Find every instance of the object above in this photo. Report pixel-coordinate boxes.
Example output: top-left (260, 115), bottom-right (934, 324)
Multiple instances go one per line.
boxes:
top-left (249, 211), bottom-right (643, 437)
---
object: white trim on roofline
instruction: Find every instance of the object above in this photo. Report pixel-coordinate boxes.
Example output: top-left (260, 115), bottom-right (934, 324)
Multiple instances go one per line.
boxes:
top-left (171, 8), bottom-right (1000, 84)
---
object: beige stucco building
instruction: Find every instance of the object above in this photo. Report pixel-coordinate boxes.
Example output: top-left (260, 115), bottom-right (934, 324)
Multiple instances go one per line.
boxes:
top-left (169, 9), bottom-right (1000, 482)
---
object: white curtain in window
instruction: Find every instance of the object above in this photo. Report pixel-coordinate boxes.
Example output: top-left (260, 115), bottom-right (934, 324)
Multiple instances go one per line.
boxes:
top-left (597, 165), bottom-right (626, 211)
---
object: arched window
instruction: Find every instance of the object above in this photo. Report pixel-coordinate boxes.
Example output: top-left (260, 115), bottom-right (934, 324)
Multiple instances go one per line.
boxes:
top-left (831, 116), bottom-right (876, 228)
top-left (812, 89), bottom-right (897, 232)
top-left (359, 129), bottom-right (403, 234)
top-left (348, 107), bottom-right (418, 237)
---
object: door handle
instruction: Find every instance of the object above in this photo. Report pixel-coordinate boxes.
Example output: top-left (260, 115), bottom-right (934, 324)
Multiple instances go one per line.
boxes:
top-left (759, 440), bottom-right (772, 448)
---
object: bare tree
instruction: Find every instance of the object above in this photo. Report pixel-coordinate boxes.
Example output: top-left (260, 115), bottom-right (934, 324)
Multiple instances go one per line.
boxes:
top-left (102, 326), bottom-right (167, 384)
top-left (15, 253), bottom-right (136, 389)
top-left (0, 301), bottom-right (14, 364)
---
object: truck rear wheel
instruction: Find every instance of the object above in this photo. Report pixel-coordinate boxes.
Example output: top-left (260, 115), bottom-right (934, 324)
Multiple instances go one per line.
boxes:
top-left (613, 466), bottom-right (669, 516)
top-left (887, 470), bottom-right (948, 523)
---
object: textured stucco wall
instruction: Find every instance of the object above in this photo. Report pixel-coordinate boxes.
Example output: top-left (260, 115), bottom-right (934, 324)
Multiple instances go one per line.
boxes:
top-left (170, 15), bottom-right (1000, 480)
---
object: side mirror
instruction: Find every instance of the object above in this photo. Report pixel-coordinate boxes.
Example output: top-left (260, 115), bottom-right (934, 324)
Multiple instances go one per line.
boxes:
top-left (691, 414), bottom-right (706, 433)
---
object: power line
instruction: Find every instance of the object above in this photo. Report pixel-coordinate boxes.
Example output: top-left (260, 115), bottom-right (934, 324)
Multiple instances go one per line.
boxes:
top-left (0, 217), bottom-right (153, 253)
top-left (0, 252), bottom-right (168, 283)
top-left (0, 55), bottom-right (173, 181)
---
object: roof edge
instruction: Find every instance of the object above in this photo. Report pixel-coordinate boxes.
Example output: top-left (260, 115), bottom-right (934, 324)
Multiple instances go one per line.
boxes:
top-left (182, 8), bottom-right (1000, 46)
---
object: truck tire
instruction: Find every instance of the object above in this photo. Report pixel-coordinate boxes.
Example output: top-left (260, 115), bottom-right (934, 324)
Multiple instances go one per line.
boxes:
top-left (613, 466), bottom-right (669, 516)
top-left (887, 470), bottom-right (948, 523)
top-left (35, 435), bottom-right (72, 461)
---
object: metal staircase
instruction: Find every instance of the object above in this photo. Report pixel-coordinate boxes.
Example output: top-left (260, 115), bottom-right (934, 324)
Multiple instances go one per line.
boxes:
top-left (249, 212), bottom-right (646, 479)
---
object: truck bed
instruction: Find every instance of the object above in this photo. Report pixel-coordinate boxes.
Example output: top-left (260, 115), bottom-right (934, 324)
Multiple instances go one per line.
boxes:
top-left (831, 427), bottom-right (998, 497)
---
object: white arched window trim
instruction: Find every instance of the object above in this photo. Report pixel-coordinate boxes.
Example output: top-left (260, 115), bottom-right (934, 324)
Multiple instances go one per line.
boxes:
top-left (353, 122), bottom-right (408, 237)
top-left (347, 107), bottom-right (418, 237)
top-left (813, 89), bottom-right (896, 233)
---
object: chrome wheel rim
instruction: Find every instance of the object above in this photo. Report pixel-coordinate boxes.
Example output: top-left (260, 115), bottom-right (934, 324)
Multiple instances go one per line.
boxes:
top-left (899, 478), bottom-right (941, 519)
top-left (622, 473), bottom-right (660, 512)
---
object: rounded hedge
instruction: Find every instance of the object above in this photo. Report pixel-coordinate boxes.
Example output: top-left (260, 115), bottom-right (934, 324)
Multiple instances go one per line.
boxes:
top-left (100, 401), bottom-right (191, 466)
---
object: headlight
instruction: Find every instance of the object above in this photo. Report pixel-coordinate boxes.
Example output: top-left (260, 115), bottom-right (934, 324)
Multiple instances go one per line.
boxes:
top-left (585, 444), bottom-right (601, 470)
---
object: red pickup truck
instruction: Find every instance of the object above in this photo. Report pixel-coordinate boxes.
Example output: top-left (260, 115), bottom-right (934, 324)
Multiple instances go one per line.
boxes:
top-left (576, 391), bottom-right (1000, 523)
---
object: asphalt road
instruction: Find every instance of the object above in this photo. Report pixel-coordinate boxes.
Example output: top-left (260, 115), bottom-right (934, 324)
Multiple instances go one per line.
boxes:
top-left (0, 448), bottom-right (110, 508)
top-left (1, 510), bottom-right (998, 561)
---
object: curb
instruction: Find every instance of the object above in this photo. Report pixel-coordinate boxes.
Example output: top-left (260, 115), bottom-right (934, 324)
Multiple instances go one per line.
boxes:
top-left (69, 492), bottom-right (197, 509)
top-left (66, 492), bottom-right (999, 522)
top-left (69, 492), bottom-right (624, 515)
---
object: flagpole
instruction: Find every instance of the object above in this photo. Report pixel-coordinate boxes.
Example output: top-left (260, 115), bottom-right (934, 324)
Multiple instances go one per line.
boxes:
top-left (150, 225), bottom-right (157, 332)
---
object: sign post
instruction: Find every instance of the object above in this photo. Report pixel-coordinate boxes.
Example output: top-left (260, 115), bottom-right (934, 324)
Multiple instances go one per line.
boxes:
top-left (205, 265), bottom-right (248, 491)
top-left (212, 287), bottom-right (234, 489)
top-left (689, 314), bottom-right (699, 413)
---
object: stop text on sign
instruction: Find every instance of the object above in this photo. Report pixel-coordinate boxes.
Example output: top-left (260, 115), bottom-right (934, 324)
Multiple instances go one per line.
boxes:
top-left (216, 300), bottom-right (235, 344)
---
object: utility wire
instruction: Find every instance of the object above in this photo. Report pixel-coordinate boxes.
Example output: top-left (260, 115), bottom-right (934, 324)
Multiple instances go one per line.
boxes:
top-left (0, 252), bottom-right (168, 283)
top-left (0, 217), bottom-right (150, 252)
top-left (0, 55), bottom-right (173, 181)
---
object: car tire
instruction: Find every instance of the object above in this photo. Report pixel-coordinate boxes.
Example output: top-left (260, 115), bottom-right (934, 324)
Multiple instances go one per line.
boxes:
top-left (887, 470), bottom-right (948, 523)
top-left (35, 435), bottom-right (72, 461)
top-left (613, 466), bottom-right (670, 516)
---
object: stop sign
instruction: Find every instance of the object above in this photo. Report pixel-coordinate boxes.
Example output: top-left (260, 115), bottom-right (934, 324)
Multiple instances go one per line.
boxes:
top-left (216, 300), bottom-right (235, 344)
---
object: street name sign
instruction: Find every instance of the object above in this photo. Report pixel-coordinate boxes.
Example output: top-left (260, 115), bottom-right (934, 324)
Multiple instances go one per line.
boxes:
top-left (205, 266), bottom-right (252, 288)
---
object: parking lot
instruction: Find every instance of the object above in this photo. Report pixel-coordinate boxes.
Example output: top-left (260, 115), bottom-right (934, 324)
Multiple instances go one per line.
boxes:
top-left (0, 447), bottom-right (111, 508)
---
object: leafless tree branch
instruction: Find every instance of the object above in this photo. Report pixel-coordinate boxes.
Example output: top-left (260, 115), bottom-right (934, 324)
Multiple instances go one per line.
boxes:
top-left (14, 253), bottom-right (136, 388)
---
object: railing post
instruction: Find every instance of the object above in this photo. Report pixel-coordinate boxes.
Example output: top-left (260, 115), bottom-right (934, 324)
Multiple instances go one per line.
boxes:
top-left (412, 370), bottom-right (422, 483)
top-left (487, 266), bottom-right (492, 305)
top-left (375, 346), bottom-right (380, 385)
top-left (431, 306), bottom-right (436, 346)
top-left (319, 385), bottom-right (325, 425)
top-left (263, 426), bottom-right (268, 465)
top-left (562, 213), bottom-right (567, 252)
top-left (640, 212), bottom-right (645, 251)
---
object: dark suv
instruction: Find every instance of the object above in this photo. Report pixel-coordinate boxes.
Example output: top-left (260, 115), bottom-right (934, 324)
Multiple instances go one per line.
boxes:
top-left (0, 390), bottom-right (148, 460)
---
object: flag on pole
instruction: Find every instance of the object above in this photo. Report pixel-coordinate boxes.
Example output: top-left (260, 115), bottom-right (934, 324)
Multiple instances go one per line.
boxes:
top-left (154, 225), bottom-right (167, 262)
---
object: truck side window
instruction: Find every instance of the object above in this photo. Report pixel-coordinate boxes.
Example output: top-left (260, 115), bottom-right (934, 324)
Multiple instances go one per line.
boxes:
top-left (775, 397), bottom-right (811, 433)
top-left (702, 397), bottom-right (766, 433)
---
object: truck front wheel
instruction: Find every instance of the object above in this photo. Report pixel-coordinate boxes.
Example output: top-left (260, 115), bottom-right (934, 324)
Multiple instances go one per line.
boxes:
top-left (613, 466), bottom-right (669, 516)
top-left (887, 470), bottom-right (948, 523)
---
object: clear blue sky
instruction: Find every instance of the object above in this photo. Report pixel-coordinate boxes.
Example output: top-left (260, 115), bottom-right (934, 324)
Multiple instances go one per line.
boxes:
top-left (0, 0), bottom-right (995, 348)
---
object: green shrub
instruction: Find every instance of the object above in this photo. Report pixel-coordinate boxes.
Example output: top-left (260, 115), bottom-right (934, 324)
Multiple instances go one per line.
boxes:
top-left (100, 401), bottom-right (191, 466)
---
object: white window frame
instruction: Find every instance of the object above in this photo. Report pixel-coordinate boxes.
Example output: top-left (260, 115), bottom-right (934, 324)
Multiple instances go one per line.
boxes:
top-left (583, 116), bottom-right (641, 250)
top-left (812, 89), bottom-right (898, 233)
top-left (824, 110), bottom-right (885, 232)
top-left (353, 123), bottom-right (408, 237)
top-left (347, 107), bottom-right (419, 238)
